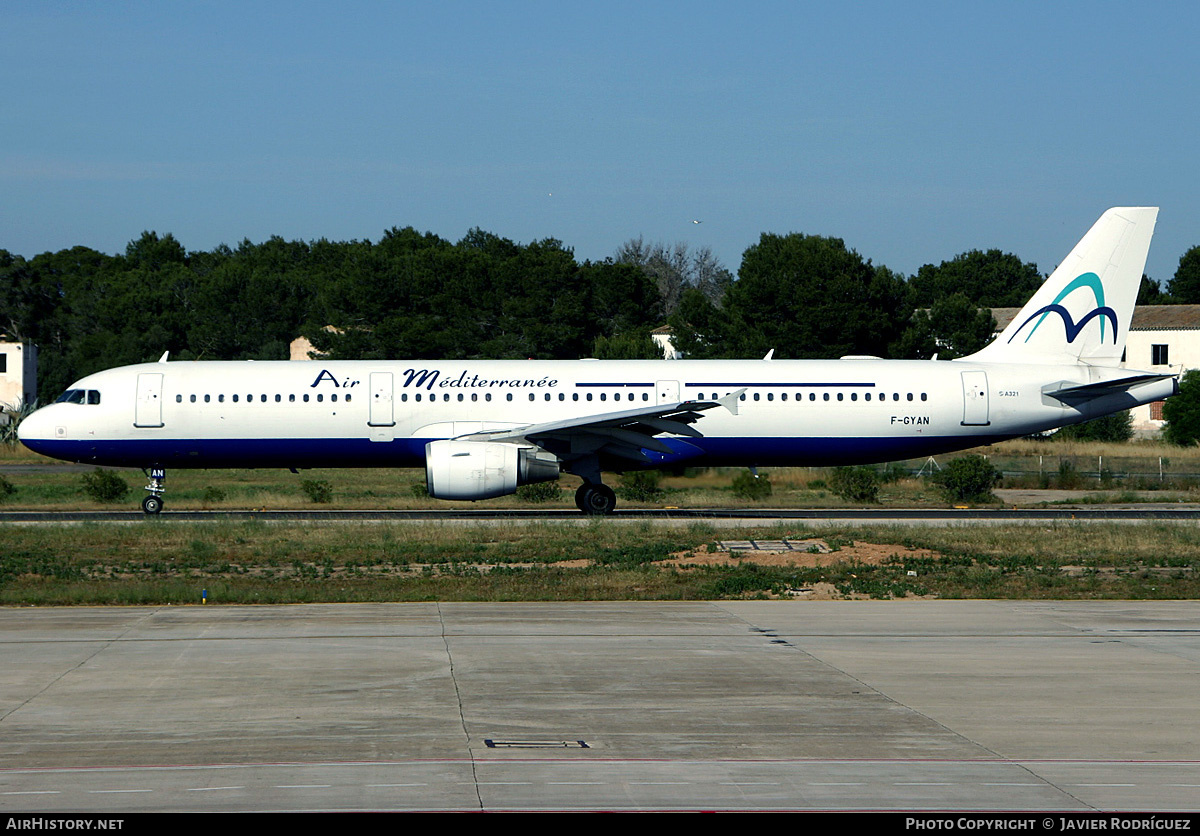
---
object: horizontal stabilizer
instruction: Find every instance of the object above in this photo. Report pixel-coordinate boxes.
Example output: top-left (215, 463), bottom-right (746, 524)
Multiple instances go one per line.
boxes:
top-left (1043, 372), bottom-right (1178, 404)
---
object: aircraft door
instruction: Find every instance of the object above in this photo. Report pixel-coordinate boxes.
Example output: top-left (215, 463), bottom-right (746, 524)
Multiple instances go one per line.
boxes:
top-left (368, 372), bottom-right (396, 428)
top-left (134, 373), bottom-right (164, 428)
top-left (961, 371), bottom-right (990, 426)
top-left (656, 380), bottom-right (679, 405)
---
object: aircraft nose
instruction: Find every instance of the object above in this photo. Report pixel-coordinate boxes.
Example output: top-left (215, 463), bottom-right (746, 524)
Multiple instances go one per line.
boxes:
top-left (16, 406), bottom-right (53, 447)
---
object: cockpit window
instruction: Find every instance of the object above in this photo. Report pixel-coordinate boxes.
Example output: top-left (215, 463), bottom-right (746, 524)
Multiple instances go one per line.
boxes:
top-left (55, 389), bottom-right (100, 405)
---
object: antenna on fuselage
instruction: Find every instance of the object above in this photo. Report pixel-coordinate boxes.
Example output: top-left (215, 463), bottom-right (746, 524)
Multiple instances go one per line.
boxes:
top-left (158, 351), bottom-right (169, 363)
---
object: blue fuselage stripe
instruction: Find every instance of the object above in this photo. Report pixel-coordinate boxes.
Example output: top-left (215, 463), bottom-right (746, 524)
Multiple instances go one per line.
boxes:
top-left (24, 434), bottom-right (1009, 471)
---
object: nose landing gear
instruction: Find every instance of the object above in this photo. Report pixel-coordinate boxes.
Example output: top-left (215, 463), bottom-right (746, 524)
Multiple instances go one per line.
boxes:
top-left (142, 467), bottom-right (165, 514)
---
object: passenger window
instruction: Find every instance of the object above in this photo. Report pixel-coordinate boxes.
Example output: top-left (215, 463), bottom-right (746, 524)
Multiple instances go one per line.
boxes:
top-left (176, 394), bottom-right (183, 403)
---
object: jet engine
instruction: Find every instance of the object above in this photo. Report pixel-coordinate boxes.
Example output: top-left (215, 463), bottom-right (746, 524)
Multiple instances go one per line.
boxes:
top-left (425, 439), bottom-right (560, 500)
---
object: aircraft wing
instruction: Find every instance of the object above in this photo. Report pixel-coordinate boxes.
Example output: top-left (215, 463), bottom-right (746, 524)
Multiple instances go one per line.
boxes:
top-left (455, 391), bottom-right (742, 464)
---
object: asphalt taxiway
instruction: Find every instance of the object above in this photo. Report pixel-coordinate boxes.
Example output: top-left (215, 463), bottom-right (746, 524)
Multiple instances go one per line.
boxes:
top-left (1, 601), bottom-right (1197, 812)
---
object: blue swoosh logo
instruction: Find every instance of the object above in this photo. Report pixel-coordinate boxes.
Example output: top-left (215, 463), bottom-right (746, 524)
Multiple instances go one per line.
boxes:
top-left (1009, 271), bottom-right (1117, 345)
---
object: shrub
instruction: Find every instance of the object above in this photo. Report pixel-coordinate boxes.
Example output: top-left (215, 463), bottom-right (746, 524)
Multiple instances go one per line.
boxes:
top-left (731, 470), bottom-right (772, 500)
top-left (516, 481), bottom-right (561, 503)
top-left (1055, 459), bottom-right (1081, 490)
top-left (1164, 370), bottom-right (1200, 445)
top-left (0, 474), bottom-right (15, 502)
top-left (300, 479), bottom-right (333, 503)
top-left (617, 470), bottom-right (665, 502)
top-left (1055, 411), bottom-right (1134, 442)
top-left (829, 466), bottom-right (879, 503)
top-left (201, 486), bottom-right (226, 505)
top-left (409, 481), bottom-right (429, 497)
top-left (81, 468), bottom-right (130, 503)
top-left (932, 455), bottom-right (1000, 503)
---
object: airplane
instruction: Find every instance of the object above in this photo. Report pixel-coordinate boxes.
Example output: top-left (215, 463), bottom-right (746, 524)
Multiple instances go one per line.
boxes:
top-left (18, 207), bottom-right (1178, 515)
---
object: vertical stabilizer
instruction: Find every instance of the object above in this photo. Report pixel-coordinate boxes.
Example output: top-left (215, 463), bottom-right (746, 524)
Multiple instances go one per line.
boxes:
top-left (967, 207), bottom-right (1158, 365)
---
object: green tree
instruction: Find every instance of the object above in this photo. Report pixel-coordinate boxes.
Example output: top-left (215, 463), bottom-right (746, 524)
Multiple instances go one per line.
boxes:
top-left (592, 331), bottom-right (664, 359)
top-left (1167, 246), bottom-right (1200, 303)
top-left (907, 250), bottom-right (1043, 308)
top-left (1137, 275), bottom-right (1171, 305)
top-left (732, 233), bottom-right (907, 358)
top-left (894, 292), bottom-right (996, 359)
top-left (1163, 370), bottom-right (1200, 445)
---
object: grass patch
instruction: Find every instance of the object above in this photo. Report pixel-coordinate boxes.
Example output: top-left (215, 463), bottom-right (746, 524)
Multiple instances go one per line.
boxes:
top-left (1, 520), bottom-right (1199, 605)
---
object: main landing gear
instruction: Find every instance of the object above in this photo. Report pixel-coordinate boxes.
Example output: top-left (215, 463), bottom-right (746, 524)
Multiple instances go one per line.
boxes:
top-left (575, 482), bottom-right (616, 515)
top-left (142, 467), bottom-right (165, 514)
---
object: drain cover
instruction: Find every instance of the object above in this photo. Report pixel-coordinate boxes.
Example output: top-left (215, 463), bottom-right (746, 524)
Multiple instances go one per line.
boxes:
top-left (485, 739), bottom-right (590, 749)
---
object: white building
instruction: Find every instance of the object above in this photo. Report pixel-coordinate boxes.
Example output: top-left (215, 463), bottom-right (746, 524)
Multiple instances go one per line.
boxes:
top-left (0, 339), bottom-right (38, 417)
top-left (650, 325), bottom-right (680, 360)
top-left (991, 305), bottom-right (1199, 435)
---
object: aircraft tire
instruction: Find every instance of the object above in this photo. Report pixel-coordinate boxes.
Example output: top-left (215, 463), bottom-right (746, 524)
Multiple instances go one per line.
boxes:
top-left (142, 495), bottom-right (163, 515)
top-left (575, 483), bottom-right (616, 515)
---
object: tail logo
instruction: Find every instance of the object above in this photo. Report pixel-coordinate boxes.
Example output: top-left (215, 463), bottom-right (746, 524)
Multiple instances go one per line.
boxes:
top-left (1008, 272), bottom-right (1118, 345)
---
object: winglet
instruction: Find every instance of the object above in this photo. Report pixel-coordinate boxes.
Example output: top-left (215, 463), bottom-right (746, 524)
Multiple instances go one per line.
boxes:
top-left (718, 388), bottom-right (745, 416)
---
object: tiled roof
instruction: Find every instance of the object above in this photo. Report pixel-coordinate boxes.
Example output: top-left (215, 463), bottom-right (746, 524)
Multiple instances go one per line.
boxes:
top-left (989, 305), bottom-right (1200, 332)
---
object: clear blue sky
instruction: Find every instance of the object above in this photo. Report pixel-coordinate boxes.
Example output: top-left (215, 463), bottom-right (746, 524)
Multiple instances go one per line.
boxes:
top-left (4, 1), bottom-right (1198, 285)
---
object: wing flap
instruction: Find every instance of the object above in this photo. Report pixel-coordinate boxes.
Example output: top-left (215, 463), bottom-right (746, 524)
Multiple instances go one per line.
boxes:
top-left (453, 398), bottom-right (731, 465)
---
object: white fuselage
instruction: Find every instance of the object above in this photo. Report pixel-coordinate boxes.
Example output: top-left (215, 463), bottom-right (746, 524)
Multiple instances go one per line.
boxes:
top-left (17, 357), bottom-right (1174, 471)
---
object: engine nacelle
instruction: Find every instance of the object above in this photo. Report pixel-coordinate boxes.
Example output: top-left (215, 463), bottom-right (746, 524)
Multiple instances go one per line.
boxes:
top-left (425, 440), bottom-right (560, 500)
